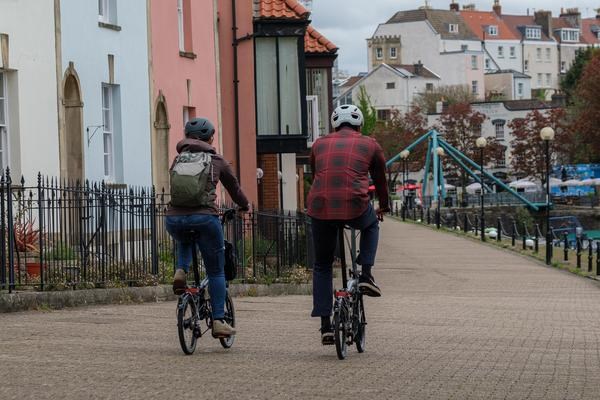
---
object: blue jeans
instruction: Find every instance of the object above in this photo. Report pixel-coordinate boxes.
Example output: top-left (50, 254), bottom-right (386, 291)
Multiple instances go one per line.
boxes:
top-left (165, 214), bottom-right (226, 319)
top-left (310, 204), bottom-right (379, 317)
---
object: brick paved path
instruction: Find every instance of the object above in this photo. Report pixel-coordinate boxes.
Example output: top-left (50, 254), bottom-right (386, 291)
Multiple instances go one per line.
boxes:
top-left (2, 219), bottom-right (600, 399)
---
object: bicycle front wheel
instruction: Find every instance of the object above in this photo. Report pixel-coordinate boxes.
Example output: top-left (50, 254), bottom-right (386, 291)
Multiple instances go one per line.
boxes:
top-left (177, 295), bottom-right (198, 355)
top-left (333, 302), bottom-right (348, 360)
top-left (219, 292), bottom-right (236, 349)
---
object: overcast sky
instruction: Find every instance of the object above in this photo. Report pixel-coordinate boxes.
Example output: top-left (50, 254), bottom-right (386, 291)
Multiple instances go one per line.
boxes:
top-left (309, 0), bottom-right (599, 74)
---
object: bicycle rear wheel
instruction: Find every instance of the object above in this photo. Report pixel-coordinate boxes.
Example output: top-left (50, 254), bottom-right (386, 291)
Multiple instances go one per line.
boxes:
top-left (333, 302), bottom-right (348, 360)
top-left (219, 292), bottom-right (236, 349)
top-left (177, 295), bottom-right (198, 355)
top-left (354, 295), bottom-right (366, 353)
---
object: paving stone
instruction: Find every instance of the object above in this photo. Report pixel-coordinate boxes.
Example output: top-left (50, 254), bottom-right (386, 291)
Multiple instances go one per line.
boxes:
top-left (1, 220), bottom-right (600, 399)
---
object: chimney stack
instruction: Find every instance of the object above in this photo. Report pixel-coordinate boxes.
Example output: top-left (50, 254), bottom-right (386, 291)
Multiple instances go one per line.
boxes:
top-left (493, 0), bottom-right (501, 16)
top-left (560, 8), bottom-right (582, 29)
top-left (534, 10), bottom-right (553, 37)
top-left (414, 60), bottom-right (423, 76)
top-left (450, 1), bottom-right (459, 12)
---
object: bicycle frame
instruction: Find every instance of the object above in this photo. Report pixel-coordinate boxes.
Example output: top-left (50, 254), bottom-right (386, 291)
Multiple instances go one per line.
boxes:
top-left (338, 226), bottom-right (359, 293)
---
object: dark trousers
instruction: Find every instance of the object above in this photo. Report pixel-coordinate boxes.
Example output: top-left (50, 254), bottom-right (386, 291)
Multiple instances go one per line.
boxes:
top-left (310, 204), bottom-right (379, 317)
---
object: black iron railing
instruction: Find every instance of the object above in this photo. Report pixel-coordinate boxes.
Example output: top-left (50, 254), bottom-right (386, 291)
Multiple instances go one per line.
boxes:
top-left (391, 203), bottom-right (600, 276)
top-left (0, 171), bottom-right (313, 293)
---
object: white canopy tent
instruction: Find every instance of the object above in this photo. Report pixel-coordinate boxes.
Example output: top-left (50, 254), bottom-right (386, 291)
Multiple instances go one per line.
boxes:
top-left (466, 182), bottom-right (482, 194)
top-left (561, 179), bottom-right (581, 187)
top-left (549, 177), bottom-right (563, 187)
top-left (579, 178), bottom-right (596, 186)
top-left (509, 179), bottom-right (539, 191)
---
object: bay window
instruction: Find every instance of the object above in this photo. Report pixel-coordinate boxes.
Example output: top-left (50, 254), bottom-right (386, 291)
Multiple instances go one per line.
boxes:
top-left (256, 37), bottom-right (302, 137)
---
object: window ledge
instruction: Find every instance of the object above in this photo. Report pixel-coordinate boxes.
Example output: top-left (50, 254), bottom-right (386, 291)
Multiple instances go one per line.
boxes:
top-left (179, 51), bottom-right (197, 60)
top-left (98, 21), bottom-right (122, 31)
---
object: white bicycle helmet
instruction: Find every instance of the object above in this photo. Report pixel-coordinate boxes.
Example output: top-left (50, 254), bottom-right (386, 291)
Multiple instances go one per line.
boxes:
top-left (331, 104), bottom-right (364, 129)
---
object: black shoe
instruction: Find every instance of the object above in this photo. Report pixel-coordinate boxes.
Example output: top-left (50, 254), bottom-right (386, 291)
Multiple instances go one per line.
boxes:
top-left (321, 328), bottom-right (334, 345)
top-left (358, 273), bottom-right (382, 297)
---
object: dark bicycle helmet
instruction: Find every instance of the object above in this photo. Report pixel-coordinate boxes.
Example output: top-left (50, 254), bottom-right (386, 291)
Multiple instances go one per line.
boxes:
top-left (185, 117), bottom-right (215, 140)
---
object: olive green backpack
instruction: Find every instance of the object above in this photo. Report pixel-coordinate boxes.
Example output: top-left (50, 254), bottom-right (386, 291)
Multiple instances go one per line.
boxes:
top-left (170, 152), bottom-right (216, 208)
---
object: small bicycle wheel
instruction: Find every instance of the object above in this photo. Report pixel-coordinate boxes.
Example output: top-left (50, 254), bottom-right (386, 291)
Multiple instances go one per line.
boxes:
top-left (219, 292), bottom-right (236, 349)
top-left (354, 295), bottom-right (366, 353)
top-left (177, 295), bottom-right (198, 355)
top-left (333, 303), bottom-right (348, 360)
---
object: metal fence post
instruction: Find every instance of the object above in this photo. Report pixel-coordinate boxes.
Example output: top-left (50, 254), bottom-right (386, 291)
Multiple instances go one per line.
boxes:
top-left (511, 219), bottom-right (516, 247)
top-left (522, 223), bottom-right (527, 250)
top-left (534, 224), bottom-right (539, 253)
top-left (6, 169), bottom-right (15, 293)
top-left (0, 175), bottom-right (4, 291)
top-left (453, 210), bottom-right (458, 230)
top-left (37, 174), bottom-right (45, 291)
top-left (596, 241), bottom-right (600, 276)
top-left (588, 239), bottom-right (593, 273)
top-left (463, 213), bottom-right (468, 233)
top-left (563, 232), bottom-right (569, 261)
top-left (426, 208), bottom-right (431, 225)
top-left (150, 186), bottom-right (158, 276)
top-left (497, 218), bottom-right (502, 242)
top-left (576, 238), bottom-right (581, 269)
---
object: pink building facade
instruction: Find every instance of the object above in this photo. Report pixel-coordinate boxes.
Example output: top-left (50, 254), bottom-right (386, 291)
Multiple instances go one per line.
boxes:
top-left (149, 0), bottom-right (220, 193)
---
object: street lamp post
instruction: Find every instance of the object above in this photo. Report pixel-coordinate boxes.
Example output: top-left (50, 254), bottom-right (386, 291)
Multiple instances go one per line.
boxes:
top-left (476, 137), bottom-right (487, 242)
top-left (541, 127), bottom-right (555, 265)
top-left (400, 150), bottom-right (410, 222)
top-left (435, 147), bottom-right (445, 229)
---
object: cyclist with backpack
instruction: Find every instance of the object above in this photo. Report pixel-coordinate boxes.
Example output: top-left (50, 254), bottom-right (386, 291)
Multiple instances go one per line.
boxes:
top-left (166, 117), bottom-right (249, 338)
top-left (307, 104), bottom-right (390, 345)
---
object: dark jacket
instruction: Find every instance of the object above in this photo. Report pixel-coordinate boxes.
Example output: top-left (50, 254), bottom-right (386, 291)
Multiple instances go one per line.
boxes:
top-left (166, 138), bottom-right (249, 216)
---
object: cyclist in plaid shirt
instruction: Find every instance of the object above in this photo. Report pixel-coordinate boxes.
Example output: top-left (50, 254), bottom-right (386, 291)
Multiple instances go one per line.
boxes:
top-left (307, 104), bottom-right (390, 345)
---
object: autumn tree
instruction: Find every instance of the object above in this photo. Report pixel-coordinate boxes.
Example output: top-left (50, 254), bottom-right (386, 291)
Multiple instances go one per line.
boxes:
top-left (356, 85), bottom-right (377, 136)
top-left (371, 107), bottom-right (428, 191)
top-left (508, 108), bottom-right (569, 183)
top-left (568, 52), bottom-right (600, 163)
top-left (561, 47), bottom-right (600, 102)
top-left (437, 103), bottom-right (502, 195)
top-left (414, 84), bottom-right (476, 114)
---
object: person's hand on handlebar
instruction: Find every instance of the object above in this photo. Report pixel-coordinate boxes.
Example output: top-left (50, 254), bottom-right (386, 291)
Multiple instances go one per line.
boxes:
top-left (376, 207), bottom-right (387, 222)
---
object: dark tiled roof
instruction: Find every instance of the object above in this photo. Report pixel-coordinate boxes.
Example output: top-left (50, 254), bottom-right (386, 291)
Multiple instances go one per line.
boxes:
top-left (340, 76), bottom-right (362, 89)
top-left (386, 9), bottom-right (479, 40)
top-left (390, 64), bottom-right (439, 79)
top-left (254, 0), bottom-right (310, 20)
top-left (305, 26), bottom-right (338, 54)
top-left (502, 99), bottom-right (561, 110)
top-left (486, 69), bottom-right (531, 79)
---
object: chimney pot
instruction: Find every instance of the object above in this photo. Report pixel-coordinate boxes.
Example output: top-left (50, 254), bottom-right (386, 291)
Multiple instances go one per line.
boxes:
top-left (450, 1), bottom-right (459, 11)
top-left (493, 0), bottom-right (501, 16)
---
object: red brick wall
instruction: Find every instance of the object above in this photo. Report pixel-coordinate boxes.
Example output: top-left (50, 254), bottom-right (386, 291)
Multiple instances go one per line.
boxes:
top-left (258, 154), bottom-right (280, 211)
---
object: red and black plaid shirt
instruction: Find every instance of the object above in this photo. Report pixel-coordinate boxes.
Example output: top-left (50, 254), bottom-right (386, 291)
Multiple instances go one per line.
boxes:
top-left (307, 128), bottom-right (389, 220)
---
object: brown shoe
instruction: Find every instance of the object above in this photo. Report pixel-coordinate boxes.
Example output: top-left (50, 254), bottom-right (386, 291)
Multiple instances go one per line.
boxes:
top-left (173, 269), bottom-right (187, 295)
top-left (212, 320), bottom-right (236, 338)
